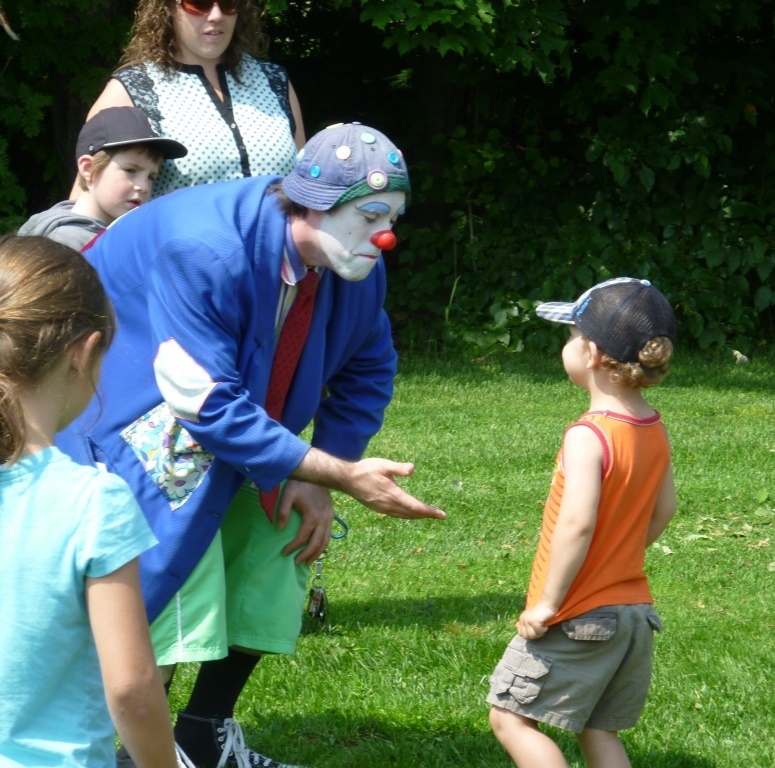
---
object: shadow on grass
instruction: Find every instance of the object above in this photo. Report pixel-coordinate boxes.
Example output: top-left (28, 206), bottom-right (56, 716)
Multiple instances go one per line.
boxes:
top-left (318, 591), bottom-right (525, 632)
top-left (242, 711), bottom-right (515, 768)
top-left (239, 711), bottom-right (720, 768)
top-left (397, 349), bottom-right (775, 396)
top-left (630, 749), bottom-right (717, 768)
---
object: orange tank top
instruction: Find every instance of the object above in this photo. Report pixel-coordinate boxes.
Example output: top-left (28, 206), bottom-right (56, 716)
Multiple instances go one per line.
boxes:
top-left (526, 410), bottom-right (671, 624)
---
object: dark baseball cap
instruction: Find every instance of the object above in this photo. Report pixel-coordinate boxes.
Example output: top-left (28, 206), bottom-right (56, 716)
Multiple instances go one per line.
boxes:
top-left (75, 107), bottom-right (187, 161)
top-left (282, 122), bottom-right (410, 211)
top-left (536, 277), bottom-right (676, 363)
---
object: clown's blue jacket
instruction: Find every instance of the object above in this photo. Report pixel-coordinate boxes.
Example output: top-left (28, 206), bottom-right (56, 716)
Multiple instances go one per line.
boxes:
top-left (59, 176), bottom-right (396, 621)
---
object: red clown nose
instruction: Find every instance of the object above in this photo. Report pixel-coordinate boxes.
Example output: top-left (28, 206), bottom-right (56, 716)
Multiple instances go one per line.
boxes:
top-left (370, 230), bottom-right (397, 251)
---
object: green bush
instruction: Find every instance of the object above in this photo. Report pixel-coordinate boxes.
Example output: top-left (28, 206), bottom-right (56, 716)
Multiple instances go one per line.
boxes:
top-left (367, 0), bottom-right (775, 355)
top-left (2, 0), bottom-right (773, 353)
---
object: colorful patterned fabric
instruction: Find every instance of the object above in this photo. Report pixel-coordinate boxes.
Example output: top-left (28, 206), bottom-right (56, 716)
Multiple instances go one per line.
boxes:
top-left (121, 402), bottom-right (214, 510)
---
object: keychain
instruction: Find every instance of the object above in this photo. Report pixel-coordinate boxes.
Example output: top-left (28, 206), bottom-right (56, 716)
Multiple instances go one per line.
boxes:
top-left (305, 557), bottom-right (328, 631)
top-left (303, 514), bottom-right (348, 633)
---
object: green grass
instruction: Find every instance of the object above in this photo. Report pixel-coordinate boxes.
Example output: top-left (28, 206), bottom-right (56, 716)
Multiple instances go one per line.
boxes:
top-left (170, 349), bottom-right (775, 767)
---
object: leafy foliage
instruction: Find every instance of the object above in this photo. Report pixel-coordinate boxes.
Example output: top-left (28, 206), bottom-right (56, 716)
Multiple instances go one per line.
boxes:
top-left (344, 0), bottom-right (775, 355)
top-left (2, 0), bottom-right (774, 352)
top-left (0, 0), bottom-right (136, 231)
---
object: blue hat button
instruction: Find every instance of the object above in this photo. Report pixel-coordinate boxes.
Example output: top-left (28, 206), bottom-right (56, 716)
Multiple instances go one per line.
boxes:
top-left (360, 132), bottom-right (376, 144)
top-left (387, 151), bottom-right (400, 165)
top-left (310, 165), bottom-right (321, 178)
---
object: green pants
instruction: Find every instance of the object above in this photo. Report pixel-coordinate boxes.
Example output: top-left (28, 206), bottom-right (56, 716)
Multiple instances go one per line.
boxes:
top-left (151, 482), bottom-right (309, 664)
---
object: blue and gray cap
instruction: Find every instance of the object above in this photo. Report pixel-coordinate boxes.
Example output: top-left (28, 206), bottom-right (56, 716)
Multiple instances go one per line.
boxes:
top-left (282, 122), bottom-right (410, 211)
top-left (536, 277), bottom-right (676, 363)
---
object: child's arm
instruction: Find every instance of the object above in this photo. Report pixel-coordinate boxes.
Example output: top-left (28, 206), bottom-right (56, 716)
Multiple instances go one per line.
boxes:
top-left (86, 559), bottom-right (177, 768)
top-left (646, 462), bottom-right (677, 545)
top-left (518, 424), bottom-right (602, 640)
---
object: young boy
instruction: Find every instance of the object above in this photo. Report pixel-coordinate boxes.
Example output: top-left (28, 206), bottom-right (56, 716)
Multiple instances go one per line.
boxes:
top-left (19, 107), bottom-right (186, 250)
top-left (488, 277), bottom-right (678, 768)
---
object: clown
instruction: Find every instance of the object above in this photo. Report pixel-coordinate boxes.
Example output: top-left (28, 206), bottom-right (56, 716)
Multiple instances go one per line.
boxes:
top-left (59, 123), bottom-right (444, 768)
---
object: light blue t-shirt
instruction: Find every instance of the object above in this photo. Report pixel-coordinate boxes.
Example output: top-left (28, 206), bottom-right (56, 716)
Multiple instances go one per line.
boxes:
top-left (0, 447), bottom-right (157, 768)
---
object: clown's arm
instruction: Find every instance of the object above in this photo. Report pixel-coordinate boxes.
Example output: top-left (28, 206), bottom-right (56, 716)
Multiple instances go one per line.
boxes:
top-left (148, 241), bottom-right (444, 543)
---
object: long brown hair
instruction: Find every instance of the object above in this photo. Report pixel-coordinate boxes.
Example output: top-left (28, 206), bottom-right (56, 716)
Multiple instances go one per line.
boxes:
top-left (118, 0), bottom-right (268, 77)
top-left (0, 235), bottom-right (115, 464)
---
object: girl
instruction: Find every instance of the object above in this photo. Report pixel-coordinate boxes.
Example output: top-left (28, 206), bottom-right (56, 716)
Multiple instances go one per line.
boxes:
top-left (0, 234), bottom-right (177, 768)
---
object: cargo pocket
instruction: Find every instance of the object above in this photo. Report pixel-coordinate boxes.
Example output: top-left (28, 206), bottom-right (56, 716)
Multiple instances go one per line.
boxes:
top-left (646, 608), bottom-right (663, 632)
top-left (490, 644), bottom-right (552, 704)
top-left (561, 613), bottom-right (617, 641)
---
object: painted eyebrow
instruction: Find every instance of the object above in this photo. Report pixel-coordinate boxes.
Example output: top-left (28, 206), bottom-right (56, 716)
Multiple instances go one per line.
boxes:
top-left (356, 202), bottom-right (392, 214)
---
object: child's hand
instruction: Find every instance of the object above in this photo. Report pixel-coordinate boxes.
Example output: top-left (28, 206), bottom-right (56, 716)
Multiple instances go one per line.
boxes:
top-left (517, 603), bottom-right (557, 640)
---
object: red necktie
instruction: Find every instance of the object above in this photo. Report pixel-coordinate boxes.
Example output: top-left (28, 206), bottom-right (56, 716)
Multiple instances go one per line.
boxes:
top-left (259, 270), bottom-right (320, 519)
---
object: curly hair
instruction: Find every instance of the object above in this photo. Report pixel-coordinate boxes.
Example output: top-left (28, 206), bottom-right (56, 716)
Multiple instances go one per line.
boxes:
top-left (118, 0), bottom-right (268, 80)
top-left (597, 336), bottom-right (674, 389)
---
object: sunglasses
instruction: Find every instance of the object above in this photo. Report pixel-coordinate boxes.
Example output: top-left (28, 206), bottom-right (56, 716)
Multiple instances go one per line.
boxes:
top-left (176, 0), bottom-right (241, 16)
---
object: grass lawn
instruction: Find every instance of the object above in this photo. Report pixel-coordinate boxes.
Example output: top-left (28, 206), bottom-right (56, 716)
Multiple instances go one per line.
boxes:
top-left (170, 348), bottom-right (774, 767)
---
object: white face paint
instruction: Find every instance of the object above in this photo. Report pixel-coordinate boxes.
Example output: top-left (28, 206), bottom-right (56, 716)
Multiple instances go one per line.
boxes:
top-left (313, 191), bottom-right (406, 281)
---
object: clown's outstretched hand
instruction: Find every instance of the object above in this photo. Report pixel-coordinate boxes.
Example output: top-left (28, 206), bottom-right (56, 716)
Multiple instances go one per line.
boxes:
top-left (293, 448), bottom-right (446, 520)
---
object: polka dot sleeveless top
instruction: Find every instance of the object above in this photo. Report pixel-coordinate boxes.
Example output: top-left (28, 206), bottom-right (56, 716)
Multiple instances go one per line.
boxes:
top-left (114, 56), bottom-right (297, 198)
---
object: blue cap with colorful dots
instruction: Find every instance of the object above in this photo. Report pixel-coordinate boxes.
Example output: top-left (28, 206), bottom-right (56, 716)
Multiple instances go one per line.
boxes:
top-left (282, 122), bottom-right (410, 211)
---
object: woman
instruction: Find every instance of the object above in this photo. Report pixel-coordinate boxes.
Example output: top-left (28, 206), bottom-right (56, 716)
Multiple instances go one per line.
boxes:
top-left (83, 0), bottom-right (304, 198)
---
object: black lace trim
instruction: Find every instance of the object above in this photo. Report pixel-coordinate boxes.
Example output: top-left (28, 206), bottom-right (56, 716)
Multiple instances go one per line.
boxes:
top-left (113, 67), bottom-right (163, 133)
top-left (114, 58), bottom-right (294, 140)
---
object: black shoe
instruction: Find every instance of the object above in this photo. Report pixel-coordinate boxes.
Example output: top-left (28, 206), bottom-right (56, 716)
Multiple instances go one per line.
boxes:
top-left (116, 742), bottom-right (196, 768)
top-left (115, 744), bottom-right (135, 768)
top-left (175, 713), bottom-right (306, 768)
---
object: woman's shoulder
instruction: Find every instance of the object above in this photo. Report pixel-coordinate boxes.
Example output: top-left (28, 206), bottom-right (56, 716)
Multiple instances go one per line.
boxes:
top-left (113, 61), bottom-right (154, 92)
top-left (239, 54), bottom-right (288, 80)
top-left (114, 61), bottom-right (149, 78)
top-left (114, 61), bottom-right (189, 89)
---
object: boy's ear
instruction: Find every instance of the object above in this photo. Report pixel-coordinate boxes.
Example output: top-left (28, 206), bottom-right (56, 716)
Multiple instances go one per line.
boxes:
top-left (586, 340), bottom-right (602, 369)
top-left (70, 331), bottom-right (103, 375)
top-left (76, 155), bottom-right (95, 185)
